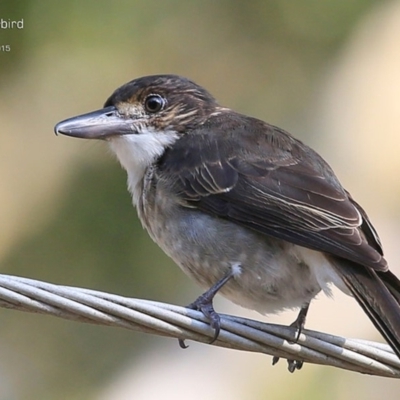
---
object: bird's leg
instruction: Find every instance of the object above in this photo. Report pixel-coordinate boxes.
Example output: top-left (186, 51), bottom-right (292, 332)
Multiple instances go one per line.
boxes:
top-left (179, 266), bottom-right (237, 349)
top-left (272, 302), bottom-right (310, 372)
top-left (289, 302), bottom-right (310, 343)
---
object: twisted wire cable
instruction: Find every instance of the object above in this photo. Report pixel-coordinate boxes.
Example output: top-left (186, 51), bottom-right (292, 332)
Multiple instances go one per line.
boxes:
top-left (0, 274), bottom-right (399, 378)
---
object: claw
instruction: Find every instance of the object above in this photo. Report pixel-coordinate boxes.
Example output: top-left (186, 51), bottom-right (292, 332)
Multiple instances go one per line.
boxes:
top-left (178, 338), bottom-right (189, 349)
top-left (272, 356), bottom-right (304, 372)
top-left (179, 267), bottom-right (236, 347)
top-left (271, 303), bottom-right (310, 372)
top-left (288, 303), bottom-right (309, 344)
top-left (196, 300), bottom-right (221, 343)
top-left (288, 359), bottom-right (303, 373)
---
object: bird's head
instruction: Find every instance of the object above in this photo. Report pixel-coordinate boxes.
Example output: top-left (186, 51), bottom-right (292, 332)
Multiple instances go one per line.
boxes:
top-left (56, 74), bottom-right (219, 136)
top-left (55, 75), bottom-right (221, 197)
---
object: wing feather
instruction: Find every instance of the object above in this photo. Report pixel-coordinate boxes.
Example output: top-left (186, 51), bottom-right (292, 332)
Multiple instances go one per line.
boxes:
top-left (157, 115), bottom-right (386, 270)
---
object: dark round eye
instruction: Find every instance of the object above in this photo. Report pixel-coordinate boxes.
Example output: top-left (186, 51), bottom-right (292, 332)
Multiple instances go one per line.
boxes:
top-left (144, 94), bottom-right (165, 113)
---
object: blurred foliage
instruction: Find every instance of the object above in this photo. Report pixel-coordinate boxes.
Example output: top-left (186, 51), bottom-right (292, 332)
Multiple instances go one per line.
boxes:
top-left (2, 159), bottom-right (184, 297)
top-left (0, 0), bottom-right (391, 399)
top-left (1, 160), bottom-right (187, 400)
top-left (0, 0), bottom-right (376, 122)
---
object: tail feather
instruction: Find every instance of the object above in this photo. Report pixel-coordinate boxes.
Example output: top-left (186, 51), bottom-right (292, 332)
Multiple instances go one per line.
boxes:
top-left (377, 270), bottom-right (400, 304)
top-left (332, 260), bottom-right (400, 359)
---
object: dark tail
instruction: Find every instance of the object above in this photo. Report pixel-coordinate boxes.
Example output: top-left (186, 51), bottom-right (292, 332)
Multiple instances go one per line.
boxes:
top-left (332, 260), bottom-right (400, 359)
top-left (377, 270), bottom-right (400, 304)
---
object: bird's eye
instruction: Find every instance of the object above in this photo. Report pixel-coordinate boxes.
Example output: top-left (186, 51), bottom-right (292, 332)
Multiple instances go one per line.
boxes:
top-left (144, 94), bottom-right (165, 113)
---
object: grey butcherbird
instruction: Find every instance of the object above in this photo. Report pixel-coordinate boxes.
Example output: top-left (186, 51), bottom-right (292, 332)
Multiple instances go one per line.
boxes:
top-left (55, 74), bottom-right (400, 370)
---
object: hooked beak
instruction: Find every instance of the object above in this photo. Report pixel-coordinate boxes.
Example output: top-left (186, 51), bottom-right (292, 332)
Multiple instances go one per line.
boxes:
top-left (54, 106), bottom-right (135, 139)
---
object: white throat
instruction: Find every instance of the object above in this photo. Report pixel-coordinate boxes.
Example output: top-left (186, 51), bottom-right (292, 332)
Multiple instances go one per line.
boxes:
top-left (108, 129), bottom-right (179, 205)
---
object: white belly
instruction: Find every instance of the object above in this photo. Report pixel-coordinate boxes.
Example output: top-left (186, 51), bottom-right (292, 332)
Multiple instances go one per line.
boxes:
top-left (140, 200), bottom-right (344, 314)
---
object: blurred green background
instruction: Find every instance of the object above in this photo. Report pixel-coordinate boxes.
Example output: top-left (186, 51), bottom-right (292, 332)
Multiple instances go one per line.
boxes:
top-left (1, 0), bottom-right (400, 399)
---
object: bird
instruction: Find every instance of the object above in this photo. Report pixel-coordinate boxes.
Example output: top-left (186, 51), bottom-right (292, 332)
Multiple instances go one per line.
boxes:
top-left (55, 74), bottom-right (400, 371)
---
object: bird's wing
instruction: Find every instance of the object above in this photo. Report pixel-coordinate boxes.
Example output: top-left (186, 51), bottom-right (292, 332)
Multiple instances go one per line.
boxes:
top-left (158, 118), bottom-right (386, 271)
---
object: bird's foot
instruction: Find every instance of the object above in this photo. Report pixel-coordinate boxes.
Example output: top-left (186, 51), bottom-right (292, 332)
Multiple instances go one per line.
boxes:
top-left (178, 294), bottom-right (221, 349)
top-left (272, 356), bottom-right (303, 372)
top-left (288, 302), bottom-right (309, 344)
top-left (179, 267), bottom-right (237, 349)
top-left (272, 303), bottom-right (310, 372)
